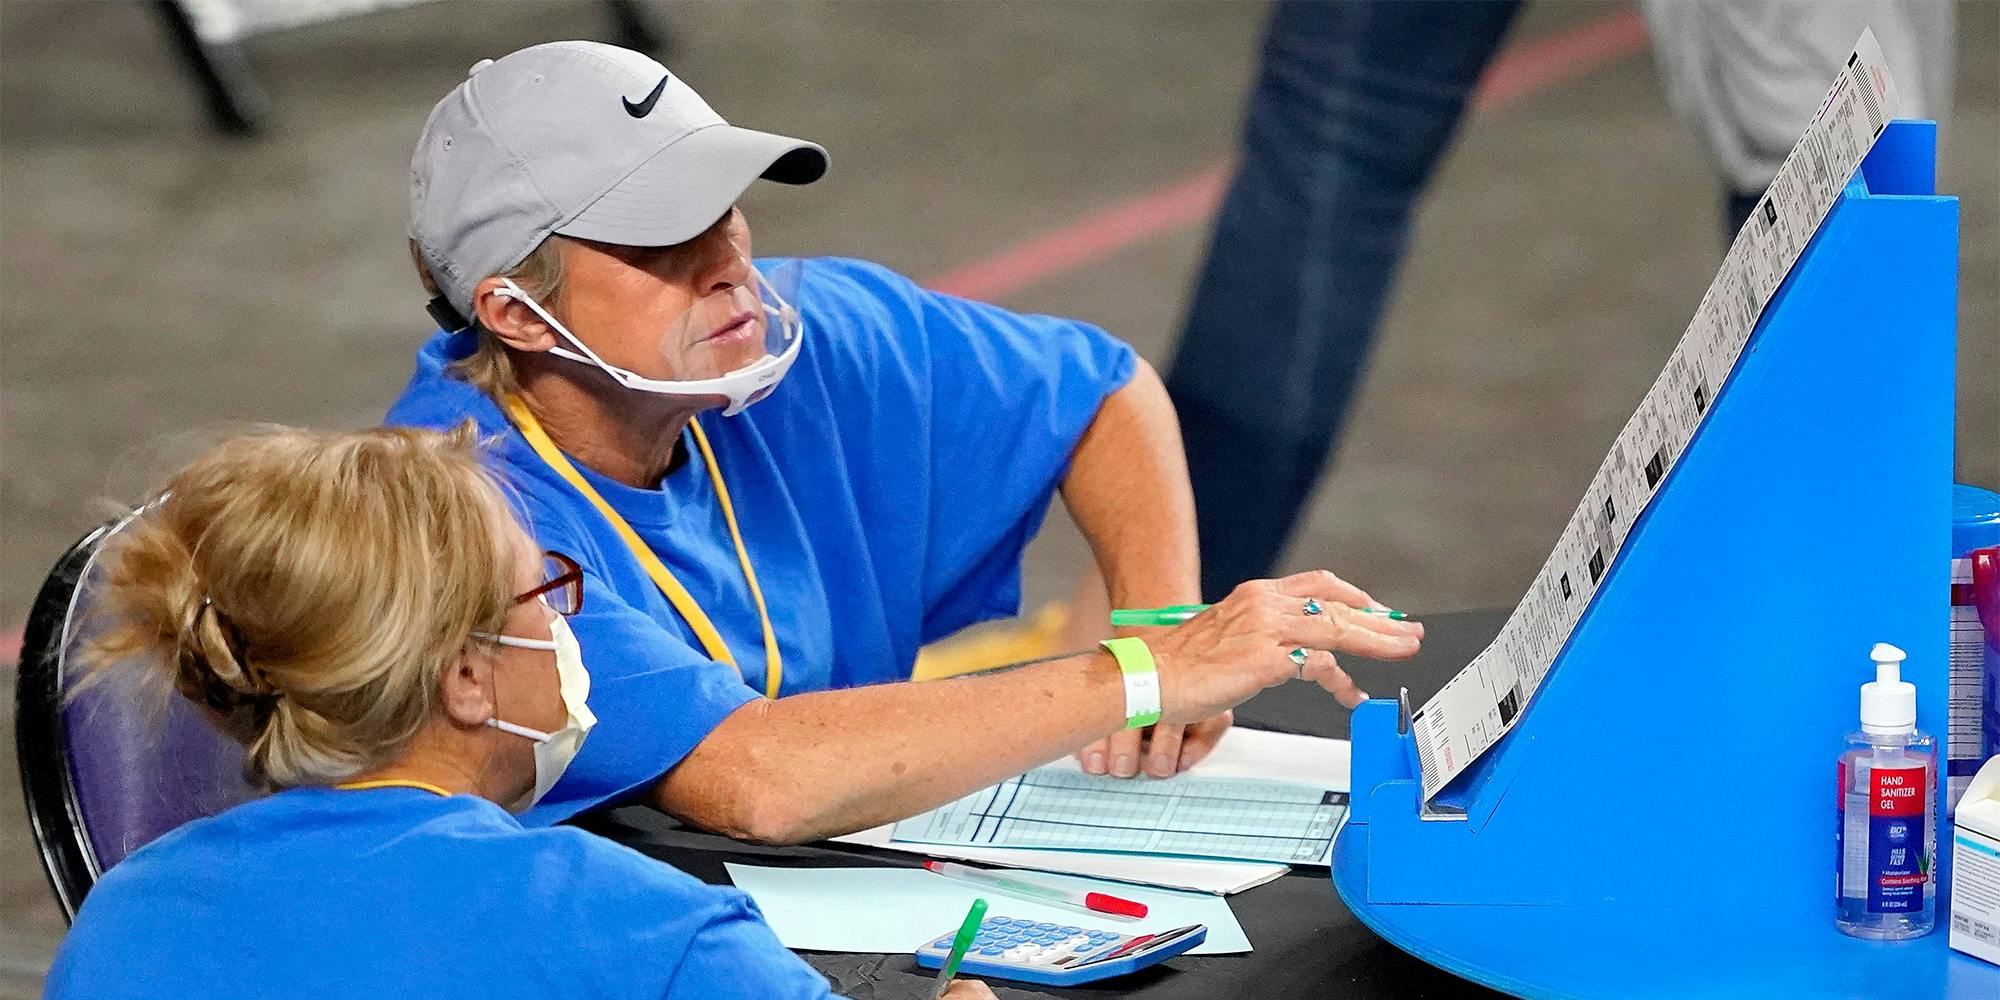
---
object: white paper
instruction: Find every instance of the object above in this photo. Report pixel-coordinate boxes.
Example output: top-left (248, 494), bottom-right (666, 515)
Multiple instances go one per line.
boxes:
top-left (835, 729), bottom-right (1344, 890)
top-left (831, 824), bottom-right (1289, 895)
top-left (888, 728), bottom-right (1348, 866)
top-left (1409, 30), bottom-right (1904, 806)
top-left (724, 863), bottom-right (1251, 955)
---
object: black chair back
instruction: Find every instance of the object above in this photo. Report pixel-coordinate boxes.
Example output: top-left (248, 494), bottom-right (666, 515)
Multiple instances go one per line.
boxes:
top-left (15, 513), bottom-right (258, 920)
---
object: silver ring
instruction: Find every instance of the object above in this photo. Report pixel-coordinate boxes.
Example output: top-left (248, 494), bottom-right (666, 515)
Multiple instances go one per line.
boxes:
top-left (1289, 647), bottom-right (1309, 679)
top-left (1303, 598), bottom-right (1323, 616)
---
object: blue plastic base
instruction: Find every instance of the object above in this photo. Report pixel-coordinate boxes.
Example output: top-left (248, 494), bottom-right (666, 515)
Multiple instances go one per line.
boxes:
top-left (1334, 831), bottom-right (2000, 999)
top-left (1333, 122), bottom-right (1995, 997)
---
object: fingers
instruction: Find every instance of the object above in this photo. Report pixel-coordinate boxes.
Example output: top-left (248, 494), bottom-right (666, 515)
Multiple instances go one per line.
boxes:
top-left (1268, 569), bottom-right (1374, 608)
top-left (1077, 735), bottom-right (1112, 775)
top-left (1299, 650), bottom-right (1368, 707)
top-left (943, 980), bottom-right (998, 999)
top-left (1102, 725), bottom-right (1146, 778)
top-left (1175, 711), bottom-right (1233, 772)
top-left (1283, 603), bottom-right (1423, 660)
top-left (1143, 723), bottom-right (1185, 778)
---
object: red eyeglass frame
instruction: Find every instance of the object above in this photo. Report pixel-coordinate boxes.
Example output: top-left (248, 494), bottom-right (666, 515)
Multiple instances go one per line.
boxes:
top-left (513, 550), bottom-right (584, 615)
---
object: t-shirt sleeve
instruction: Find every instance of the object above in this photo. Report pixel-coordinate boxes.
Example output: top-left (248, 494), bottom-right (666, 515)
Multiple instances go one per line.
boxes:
top-left (663, 896), bottom-right (842, 1000)
top-left (804, 259), bottom-right (1138, 644)
top-left (512, 491), bottom-right (762, 827)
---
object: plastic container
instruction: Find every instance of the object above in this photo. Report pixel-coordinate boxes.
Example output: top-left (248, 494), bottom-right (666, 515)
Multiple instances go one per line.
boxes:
top-left (1952, 484), bottom-right (2000, 806)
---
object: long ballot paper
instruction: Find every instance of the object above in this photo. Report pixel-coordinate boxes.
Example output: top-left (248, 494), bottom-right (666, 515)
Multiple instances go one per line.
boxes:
top-left (1409, 30), bottom-right (1903, 808)
top-left (890, 728), bottom-right (1348, 866)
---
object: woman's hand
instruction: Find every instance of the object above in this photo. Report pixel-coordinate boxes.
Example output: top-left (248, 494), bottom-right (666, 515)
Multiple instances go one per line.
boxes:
top-left (942, 979), bottom-right (997, 998)
top-left (1147, 570), bottom-right (1423, 720)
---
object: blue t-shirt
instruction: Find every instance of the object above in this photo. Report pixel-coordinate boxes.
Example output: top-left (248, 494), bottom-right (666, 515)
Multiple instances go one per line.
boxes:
top-left (45, 787), bottom-right (837, 1000)
top-left (386, 257), bottom-right (1136, 824)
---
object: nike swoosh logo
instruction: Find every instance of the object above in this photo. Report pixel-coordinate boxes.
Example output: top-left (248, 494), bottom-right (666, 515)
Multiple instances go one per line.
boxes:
top-left (622, 75), bottom-right (669, 118)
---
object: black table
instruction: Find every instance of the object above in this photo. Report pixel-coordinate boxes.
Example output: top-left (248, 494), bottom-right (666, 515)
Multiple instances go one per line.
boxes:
top-left (581, 609), bottom-right (1510, 999)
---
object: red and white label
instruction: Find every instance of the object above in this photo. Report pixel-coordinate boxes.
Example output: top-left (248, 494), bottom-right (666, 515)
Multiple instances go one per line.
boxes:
top-left (1870, 766), bottom-right (1926, 817)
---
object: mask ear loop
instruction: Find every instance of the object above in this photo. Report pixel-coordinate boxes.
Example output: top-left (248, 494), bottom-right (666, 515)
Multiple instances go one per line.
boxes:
top-left (491, 280), bottom-right (653, 389)
top-left (472, 631), bottom-right (556, 743)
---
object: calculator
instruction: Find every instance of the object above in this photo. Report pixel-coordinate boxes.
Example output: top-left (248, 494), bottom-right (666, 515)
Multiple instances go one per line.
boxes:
top-left (912, 915), bottom-right (1207, 987)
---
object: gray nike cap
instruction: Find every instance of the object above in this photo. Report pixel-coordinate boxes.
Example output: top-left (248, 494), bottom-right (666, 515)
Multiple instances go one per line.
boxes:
top-left (408, 41), bottom-right (827, 325)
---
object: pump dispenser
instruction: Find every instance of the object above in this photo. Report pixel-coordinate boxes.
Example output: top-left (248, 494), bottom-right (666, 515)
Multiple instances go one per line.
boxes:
top-left (1860, 642), bottom-right (1918, 735)
top-left (1836, 641), bottom-right (1937, 939)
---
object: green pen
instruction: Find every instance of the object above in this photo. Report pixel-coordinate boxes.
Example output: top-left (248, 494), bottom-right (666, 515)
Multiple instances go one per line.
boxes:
top-left (1111, 603), bottom-right (1411, 627)
top-left (928, 897), bottom-right (987, 1000)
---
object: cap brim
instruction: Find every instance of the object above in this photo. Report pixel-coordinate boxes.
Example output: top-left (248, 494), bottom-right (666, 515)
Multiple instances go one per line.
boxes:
top-left (555, 124), bottom-right (827, 247)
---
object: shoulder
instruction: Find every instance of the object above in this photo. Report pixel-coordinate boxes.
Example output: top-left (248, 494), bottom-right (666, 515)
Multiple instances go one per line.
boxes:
top-left (495, 824), bottom-right (758, 935)
top-left (783, 257), bottom-right (933, 357)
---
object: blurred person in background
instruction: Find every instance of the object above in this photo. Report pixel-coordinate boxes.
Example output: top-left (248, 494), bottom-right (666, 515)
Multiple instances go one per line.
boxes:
top-left (1159, 0), bottom-right (1523, 605)
top-left (387, 41), bottom-right (1425, 842)
top-left (1145, 0), bottom-right (1952, 614)
top-left (1643, 0), bottom-right (1956, 236)
top-left (46, 426), bottom-right (995, 999)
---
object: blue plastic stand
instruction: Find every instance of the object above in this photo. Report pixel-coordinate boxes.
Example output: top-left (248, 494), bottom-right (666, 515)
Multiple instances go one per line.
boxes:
top-left (1334, 122), bottom-right (1997, 997)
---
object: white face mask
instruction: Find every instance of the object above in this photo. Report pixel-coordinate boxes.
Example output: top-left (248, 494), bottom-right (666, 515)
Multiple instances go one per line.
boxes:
top-left (491, 259), bottom-right (804, 417)
top-left (478, 616), bottom-right (597, 811)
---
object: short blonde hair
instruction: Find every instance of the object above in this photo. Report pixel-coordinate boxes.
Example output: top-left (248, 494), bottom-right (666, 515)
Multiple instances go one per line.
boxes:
top-left (86, 424), bottom-right (520, 788)
top-left (409, 236), bottom-right (570, 400)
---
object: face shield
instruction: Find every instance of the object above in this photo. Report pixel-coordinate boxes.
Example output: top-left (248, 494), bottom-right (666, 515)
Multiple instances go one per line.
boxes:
top-left (497, 258), bottom-right (804, 416)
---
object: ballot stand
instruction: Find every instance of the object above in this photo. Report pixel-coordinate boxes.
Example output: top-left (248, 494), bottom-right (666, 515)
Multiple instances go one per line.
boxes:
top-left (1335, 123), bottom-right (2000, 998)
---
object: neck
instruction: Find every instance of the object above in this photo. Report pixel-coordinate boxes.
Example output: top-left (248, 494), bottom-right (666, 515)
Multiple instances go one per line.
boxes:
top-left (346, 723), bottom-right (521, 805)
top-left (513, 363), bottom-right (704, 489)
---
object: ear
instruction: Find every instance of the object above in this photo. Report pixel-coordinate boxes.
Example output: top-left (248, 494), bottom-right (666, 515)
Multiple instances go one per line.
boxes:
top-left (470, 276), bottom-right (560, 354)
top-left (439, 646), bottom-right (499, 730)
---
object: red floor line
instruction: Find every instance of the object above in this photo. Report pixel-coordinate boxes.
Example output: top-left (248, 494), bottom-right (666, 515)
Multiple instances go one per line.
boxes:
top-left (925, 7), bottom-right (1650, 303)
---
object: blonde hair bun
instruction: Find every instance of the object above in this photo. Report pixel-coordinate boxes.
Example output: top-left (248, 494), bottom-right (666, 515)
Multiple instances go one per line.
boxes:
top-left (87, 423), bottom-right (520, 788)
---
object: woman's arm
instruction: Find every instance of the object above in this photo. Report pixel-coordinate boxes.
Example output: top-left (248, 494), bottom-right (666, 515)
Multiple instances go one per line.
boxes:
top-left (1056, 359), bottom-right (1233, 780)
top-left (653, 571), bottom-right (1422, 844)
top-left (654, 650), bottom-right (1124, 844)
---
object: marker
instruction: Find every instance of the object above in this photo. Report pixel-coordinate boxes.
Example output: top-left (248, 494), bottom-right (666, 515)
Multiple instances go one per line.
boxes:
top-left (925, 861), bottom-right (1148, 918)
top-left (928, 896), bottom-right (987, 1000)
top-left (1111, 603), bottom-right (1411, 627)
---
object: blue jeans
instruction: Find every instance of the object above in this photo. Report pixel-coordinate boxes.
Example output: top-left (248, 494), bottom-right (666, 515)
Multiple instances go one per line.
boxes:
top-left (1165, 0), bottom-right (1522, 600)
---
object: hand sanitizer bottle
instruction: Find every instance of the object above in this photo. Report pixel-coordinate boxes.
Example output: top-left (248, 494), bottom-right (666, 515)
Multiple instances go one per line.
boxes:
top-left (1836, 642), bottom-right (1937, 939)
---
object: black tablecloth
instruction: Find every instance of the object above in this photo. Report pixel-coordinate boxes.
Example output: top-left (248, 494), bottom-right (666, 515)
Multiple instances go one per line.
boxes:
top-left (580, 609), bottom-right (1511, 999)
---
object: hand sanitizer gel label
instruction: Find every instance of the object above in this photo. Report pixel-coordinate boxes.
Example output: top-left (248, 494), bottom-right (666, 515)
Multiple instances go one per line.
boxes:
top-left (1868, 765), bottom-right (1930, 912)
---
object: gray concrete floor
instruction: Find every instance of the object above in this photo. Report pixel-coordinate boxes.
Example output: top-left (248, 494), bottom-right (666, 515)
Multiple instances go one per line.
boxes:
top-left (1, 1), bottom-right (1994, 995)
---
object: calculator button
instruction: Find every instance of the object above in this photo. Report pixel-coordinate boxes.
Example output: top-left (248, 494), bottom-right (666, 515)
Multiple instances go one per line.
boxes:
top-left (1059, 926), bottom-right (1081, 935)
top-left (988, 917), bottom-right (1011, 926)
top-left (1035, 922), bottom-right (1058, 931)
top-left (978, 947), bottom-right (1003, 956)
top-left (1073, 942), bottom-right (1095, 952)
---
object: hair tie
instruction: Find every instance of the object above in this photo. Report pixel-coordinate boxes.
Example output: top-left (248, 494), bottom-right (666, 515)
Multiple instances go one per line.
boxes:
top-left (194, 597), bottom-right (279, 702)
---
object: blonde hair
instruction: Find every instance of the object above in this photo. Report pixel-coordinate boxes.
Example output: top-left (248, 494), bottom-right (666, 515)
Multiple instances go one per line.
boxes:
top-left (409, 236), bottom-right (570, 400)
top-left (85, 423), bottom-right (521, 789)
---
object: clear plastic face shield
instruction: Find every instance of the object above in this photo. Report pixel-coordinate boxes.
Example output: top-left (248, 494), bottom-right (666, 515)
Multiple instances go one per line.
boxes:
top-left (495, 259), bottom-right (804, 416)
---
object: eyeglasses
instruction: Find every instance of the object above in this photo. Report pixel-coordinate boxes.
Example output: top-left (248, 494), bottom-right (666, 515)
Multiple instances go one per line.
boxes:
top-left (513, 551), bottom-right (583, 616)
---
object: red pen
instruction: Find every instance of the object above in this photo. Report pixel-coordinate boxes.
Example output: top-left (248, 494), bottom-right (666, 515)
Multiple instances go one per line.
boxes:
top-left (924, 861), bottom-right (1149, 918)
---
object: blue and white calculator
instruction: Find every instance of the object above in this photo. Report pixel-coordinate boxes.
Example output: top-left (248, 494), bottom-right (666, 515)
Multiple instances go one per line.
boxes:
top-left (913, 915), bottom-right (1207, 987)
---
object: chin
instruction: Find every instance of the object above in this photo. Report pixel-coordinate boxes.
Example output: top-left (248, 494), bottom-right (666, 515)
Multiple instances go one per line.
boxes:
top-left (705, 345), bottom-right (767, 376)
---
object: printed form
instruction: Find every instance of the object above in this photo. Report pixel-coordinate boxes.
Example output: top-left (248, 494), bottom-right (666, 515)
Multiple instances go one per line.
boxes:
top-left (890, 728), bottom-right (1348, 866)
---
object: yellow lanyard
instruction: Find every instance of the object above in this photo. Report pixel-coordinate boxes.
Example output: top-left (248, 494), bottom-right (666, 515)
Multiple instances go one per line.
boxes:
top-left (334, 779), bottom-right (452, 797)
top-left (503, 395), bottom-right (784, 699)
